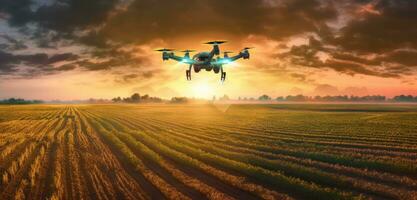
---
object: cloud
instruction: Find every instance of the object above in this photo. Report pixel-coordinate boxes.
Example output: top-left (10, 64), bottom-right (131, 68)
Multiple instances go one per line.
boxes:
top-left (277, 0), bottom-right (417, 78)
top-left (94, 0), bottom-right (337, 45)
top-left (1, 0), bottom-right (119, 30)
top-left (321, 59), bottom-right (399, 78)
top-left (342, 86), bottom-right (369, 96)
top-left (1, 0), bottom-right (338, 47)
top-left (0, 50), bottom-right (80, 76)
top-left (333, 0), bottom-right (417, 54)
top-left (47, 53), bottom-right (78, 64)
top-left (289, 87), bottom-right (304, 95)
top-left (55, 64), bottom-right (76, 71)
top-left (0, 0), bottom-right (416, 82)
top-left (380, 50), bottom-right (417, 66)
top-left (290, 73), bottom-right (307, 82)
top-left (113, 71), bottom-right (155, 84)
top-left (281, 34), bottom-right (415, 78)
top-left (0, 34), bottom-right (27, 50)
top-left (313, 84), bottom-right (340, 96)
top-left (0, 51), bottom-right (18, 74)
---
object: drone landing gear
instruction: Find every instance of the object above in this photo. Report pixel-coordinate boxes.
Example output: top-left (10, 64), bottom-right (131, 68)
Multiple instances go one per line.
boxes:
top-left (220, 67), bottom-right (226, 82)
top-left (186, 70), bottom-right (191, 80)
top-left (186, 65), bottom-right (192, 81)
top-left (221, 72), bottom-right (226, 82)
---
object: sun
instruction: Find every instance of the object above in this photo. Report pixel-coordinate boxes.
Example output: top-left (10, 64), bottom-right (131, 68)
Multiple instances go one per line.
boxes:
top-left (191, 82), bottom-right (214, 99)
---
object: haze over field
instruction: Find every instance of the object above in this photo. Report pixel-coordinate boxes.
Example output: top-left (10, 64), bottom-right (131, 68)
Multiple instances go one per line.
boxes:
top-left (1, 0), bottom-right (417, 100)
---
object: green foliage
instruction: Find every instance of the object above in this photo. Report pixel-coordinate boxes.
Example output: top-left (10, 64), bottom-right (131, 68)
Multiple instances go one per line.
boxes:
top-left (0, 98), bottom-right (43, 105)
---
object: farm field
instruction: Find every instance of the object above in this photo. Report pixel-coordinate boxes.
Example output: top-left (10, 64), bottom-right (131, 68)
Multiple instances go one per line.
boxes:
top-left (0, 104), bottom-right (417, 200)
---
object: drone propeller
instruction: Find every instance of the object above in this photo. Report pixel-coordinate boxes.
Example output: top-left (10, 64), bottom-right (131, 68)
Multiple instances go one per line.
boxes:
top-left (243, 47), bottom-right (254, 50)
top-left (181, 50), bottom-right (196, 53)
top-left (155, 48), bottom-right (175, 52)
top-left (204, 40), bottom-right (227, 45)
top-left (223, 51), bottom-right (233, 58)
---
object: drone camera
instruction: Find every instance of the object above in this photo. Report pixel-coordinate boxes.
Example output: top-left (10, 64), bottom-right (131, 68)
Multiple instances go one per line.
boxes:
top-left (162, 52), bottom-right (170, 60)
top-left (242, 48), bottom-right (251, 59)
top-left (243, 51), bottom-right (250, 59)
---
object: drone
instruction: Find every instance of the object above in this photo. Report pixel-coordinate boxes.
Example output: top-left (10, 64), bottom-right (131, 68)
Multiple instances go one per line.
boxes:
top-left (156, 41), bottom-right (252, 82)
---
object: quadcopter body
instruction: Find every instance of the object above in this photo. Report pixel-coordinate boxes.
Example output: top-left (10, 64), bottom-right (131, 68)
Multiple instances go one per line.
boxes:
top-left (156, 41), bottom-right (251, 82)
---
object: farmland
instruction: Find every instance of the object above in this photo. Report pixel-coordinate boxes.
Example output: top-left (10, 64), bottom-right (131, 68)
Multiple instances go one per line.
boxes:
top-left (0, 104), bottom-right (417, 200)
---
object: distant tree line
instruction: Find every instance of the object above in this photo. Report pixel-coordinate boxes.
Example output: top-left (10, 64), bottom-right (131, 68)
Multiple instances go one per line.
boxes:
top-left (170, 97), bottom-right (188, 104)
top-left (236, 94), bottom-right (417, 102)
top-left (0, 98), bottom-right (43, 105)
top-left (392, 95), bottom-right (417, 102)
top-left (280, 95), bottom-right (387, 102)
top-left (112, 93), bottom-right (162, 103)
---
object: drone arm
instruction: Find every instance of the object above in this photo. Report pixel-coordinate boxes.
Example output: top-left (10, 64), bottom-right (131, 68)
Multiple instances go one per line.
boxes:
top-left (229, 54), bottom-right (244, 62)
top-left (227, 50), bottom-right (249, 62)
top-left (212, 49), bottom-right (250, 65)
top-left (168, 54), bottom-right (184, 62)
top-left (207, 44), bottom-right (220, 62)
top-left (166, 53), bottom-right (196, 64)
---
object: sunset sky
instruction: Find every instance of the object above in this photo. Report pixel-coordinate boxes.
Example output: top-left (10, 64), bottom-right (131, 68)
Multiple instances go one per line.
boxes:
top-left (1, 0), bottom-right (417, 100)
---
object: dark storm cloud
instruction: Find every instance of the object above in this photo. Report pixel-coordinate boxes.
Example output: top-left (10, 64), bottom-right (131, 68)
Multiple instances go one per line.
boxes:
top-left (380, 50), bottom-right (417, 67)
top-left (17, 52), bottom-right (79, 65)
top-left (0, 50), bottom-right (19, 73)
top-left (322, 59), bottom-right (399, 78)
top-left (0, 50), bottom-right (80, 75)
top-left (333, 0), bottom-right (417, 54)
top-left (0, 50), bottom-right (47, 68)
top-left (0, 34), bottom-right (27, 50)
top-left (0, 0), bottom-right (33, 26)
top-left (0, 0), bottom-right (340, 78)
top-left (75, 51), bottom-right (149, 72)
top-left (331, 53), bottom-right (381, 66)
top-left (279, 37), bottom-right (402, 78)
top-left (281, 0), bottom-right (417, 78)
top-left (0, 0), bottom-right (118, 31)
top-left (47, 53), bottom-right (78, 64)
top-left (97, 0), bottom-right (337, 44)
top-left (35, 0), bottom-right (118, 32)
top-left (0, 0), bottom-right (416, 79)
top-left (1, 0), bottom-right (337, 40)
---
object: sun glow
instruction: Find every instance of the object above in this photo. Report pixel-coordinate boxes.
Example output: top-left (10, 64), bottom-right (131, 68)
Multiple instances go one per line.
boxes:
top-left (191, 82), bottom-right (214, 99)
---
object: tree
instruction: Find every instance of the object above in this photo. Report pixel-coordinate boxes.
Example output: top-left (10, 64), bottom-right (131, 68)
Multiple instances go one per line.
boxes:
top-left (123, 97), bottom-right (131, 102)
top-left (0, 98), bottom-right (43, 105)
top-left (276, 96), bottom-right (284, 101)
top-left (170, 97), bottom-right (188, 104)
top-left (286, 95), bottom-right (308, 101)
top-left (112, 97), bottom-right (122, 102)
top-left (142, 94), bottom-right (149, 101)
top-left (131, 93), bottom-right (140, 102)
top-left (113, 93), bottom-right (164, 104)
top-left (258, 94), bottom-right (271, 101)
top-left (393, 95), bottom-right (416, 102)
